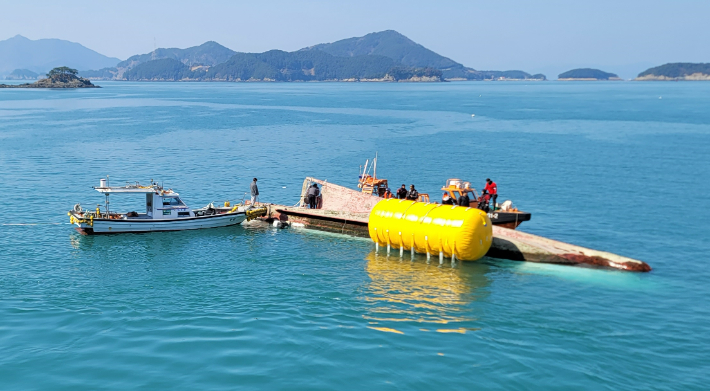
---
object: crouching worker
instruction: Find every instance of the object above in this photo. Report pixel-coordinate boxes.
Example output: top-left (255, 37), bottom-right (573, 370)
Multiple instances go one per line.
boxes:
top-left (477, 191), bottom-right (490, 212)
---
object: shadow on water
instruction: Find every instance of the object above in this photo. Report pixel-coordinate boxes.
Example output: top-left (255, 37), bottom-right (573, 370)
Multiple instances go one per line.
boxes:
top-left (361, 251), bottom-right (491, 331)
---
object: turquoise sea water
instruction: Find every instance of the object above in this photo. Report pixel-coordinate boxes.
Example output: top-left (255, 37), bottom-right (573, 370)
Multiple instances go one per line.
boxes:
top-left (0, 81), bottom-right (709, 390)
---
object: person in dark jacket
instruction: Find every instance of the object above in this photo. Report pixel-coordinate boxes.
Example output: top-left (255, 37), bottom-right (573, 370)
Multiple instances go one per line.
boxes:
top-left (457, 191), bottom-right (471, 207)
top-left (250, 178), bottom-right (259, 205)
top-left (396, 184), bottom-right (408, 199)
top-left (307, 183), bottom-right (320, 209)
top-left (406, 185), bottom-right (419, 201)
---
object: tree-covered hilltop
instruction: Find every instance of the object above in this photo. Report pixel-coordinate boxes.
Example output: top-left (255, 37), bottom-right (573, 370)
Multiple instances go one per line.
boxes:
top-left (302, 30), bottom-right (545, 81)
top-left (5, 68), bottom-right (39, 80)
top-left (558, 68), bottom-right (619, 80)
top-left (123, 58), bottom-right (203, 81)
top-left (301, 30), bottom-right (459, 69)
top-left (636, 63), bottom-right (710, 80)
top-left (206, 50), bottom-right (399, 81)
top-left (117, 41), bottom-right (236, 69)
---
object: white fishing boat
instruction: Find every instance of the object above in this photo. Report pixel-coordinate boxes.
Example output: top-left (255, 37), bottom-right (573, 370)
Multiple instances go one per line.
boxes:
top-left (68, 179), bottom-right (265, 235)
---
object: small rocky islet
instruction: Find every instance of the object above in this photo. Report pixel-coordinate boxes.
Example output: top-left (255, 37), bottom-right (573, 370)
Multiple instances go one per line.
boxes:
top-left (558, 68), bottom-right (621, 81)
top-left (0, 66), bottom-right (99, 88)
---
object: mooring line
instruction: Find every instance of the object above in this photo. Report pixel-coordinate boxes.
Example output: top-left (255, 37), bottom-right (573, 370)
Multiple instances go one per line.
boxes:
top-left (1, 223), bottom-right (67, 226)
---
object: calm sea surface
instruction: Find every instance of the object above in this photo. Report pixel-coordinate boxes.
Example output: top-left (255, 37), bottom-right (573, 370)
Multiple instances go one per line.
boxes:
top-left (0, 81), bottom-right (708, 390)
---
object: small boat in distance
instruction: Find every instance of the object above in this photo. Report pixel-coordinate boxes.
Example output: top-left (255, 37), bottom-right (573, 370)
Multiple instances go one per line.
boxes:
top-left (68, 179), bottom-right (264, 235)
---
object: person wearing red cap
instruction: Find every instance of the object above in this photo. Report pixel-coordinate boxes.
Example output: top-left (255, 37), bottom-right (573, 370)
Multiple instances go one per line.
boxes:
top-left (484, 178), bottom-right (497, 210)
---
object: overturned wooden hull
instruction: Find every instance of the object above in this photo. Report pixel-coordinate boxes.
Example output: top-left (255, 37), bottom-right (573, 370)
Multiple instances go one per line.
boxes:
top-left (488, 226), bottom-right (651, 272)
top-left (262, 178), bottom-right (651, 272)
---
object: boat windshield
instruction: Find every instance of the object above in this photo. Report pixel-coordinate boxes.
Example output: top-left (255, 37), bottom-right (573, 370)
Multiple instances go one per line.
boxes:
top-left (162, 197), bottom-right (185, 206)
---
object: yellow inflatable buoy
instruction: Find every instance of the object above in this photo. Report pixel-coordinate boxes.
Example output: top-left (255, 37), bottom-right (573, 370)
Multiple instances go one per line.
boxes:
top-left (368, 199), bottom-right (492, 261)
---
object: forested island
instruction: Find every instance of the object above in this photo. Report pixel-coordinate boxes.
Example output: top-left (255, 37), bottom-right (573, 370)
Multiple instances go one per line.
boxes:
top-left (558, 68), bottom-right (621, 80)
top-left (75, 31), bottom-right (546, 82)
top-left (2, 30), bottom-right (549, 83)
top-left (635, 63), bottom-right (710, 80)
top-left (119, 50), bottom-right (442, 82)
top-left (0, 67), bottom-right (99, 88)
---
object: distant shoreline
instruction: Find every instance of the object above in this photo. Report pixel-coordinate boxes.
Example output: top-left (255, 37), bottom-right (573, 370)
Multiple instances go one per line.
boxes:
top-left (558, 77), bottom-right (623, 81)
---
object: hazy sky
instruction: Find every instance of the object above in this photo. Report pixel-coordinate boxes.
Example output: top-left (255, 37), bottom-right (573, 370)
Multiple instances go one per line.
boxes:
top-left (2, 0), bottom-right (708, 79)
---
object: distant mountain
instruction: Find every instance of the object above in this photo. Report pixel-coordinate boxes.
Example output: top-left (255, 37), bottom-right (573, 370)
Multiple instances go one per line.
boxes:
top-left (117, 41), bottom-right (236, 69)
top-left (5, 68), bottom-right (39, 80)
top-left (302, 30), bottom-right (458, 69)
top-left (558, 68), bottom-right (620, 80)
top-left (79, 30), bottom-right (544, 82)
top-left (122, 51), bottom-right (443, 82)
top-left (635, 63), bottom-right (710, 81)
top-left (301, 30), bottom-right (545, 81)
top-left (0, 35), bottom-right (120, 77)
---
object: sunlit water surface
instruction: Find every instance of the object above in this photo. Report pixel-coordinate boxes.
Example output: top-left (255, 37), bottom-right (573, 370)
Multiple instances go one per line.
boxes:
top-left (1, 81), bottom-right (709, 390)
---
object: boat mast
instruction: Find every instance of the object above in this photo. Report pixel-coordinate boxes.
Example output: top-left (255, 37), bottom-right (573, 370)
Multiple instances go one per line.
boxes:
top-left (104, 175), bottom-right (110, 217)
top-left (373, 152), bottom-right (377, 180)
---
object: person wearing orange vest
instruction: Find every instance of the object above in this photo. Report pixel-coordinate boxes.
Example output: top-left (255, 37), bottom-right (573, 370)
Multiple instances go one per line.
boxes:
top-left (484, 178), bottom-right (497, 210)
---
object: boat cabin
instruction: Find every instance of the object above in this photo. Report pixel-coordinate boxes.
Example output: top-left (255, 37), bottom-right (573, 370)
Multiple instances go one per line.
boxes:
top-left (358, 174), bottom-right (389, 197)
top-left (93, 182), bottom-right (195, 220)
top-left (441, 178), bottom-right (479, 201)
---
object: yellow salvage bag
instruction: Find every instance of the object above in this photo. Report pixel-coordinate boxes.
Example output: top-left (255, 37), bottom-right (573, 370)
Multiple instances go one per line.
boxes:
top-left (368, 199), bottom-right (492, 261)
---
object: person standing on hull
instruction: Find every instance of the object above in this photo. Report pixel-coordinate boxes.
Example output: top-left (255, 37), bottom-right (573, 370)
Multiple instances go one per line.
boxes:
top-left (406, 184), bottom-right (419, 201)
top-left (396, 184), bottom-right (408, 199)
top-left (457, 190), bottom-right (471, 207)
top-left (484, 178), bottom-right (498, 210)
top-left (250, 178), bottom-right (259, 205)
top-left (307, 183), bottom-right (320, 209)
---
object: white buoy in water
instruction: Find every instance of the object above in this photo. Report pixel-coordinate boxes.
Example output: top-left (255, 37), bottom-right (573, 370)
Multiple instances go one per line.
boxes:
top-left (471, 114), bottom-right (475, 117)
top-left (659, 96), bottom-right (662, 99)
top-left (273, 220), bottom-right (287, 228)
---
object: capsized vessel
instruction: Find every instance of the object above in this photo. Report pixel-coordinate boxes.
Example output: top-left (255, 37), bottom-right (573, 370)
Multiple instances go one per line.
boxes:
top-left (68, 179), bottom-right (265, 235)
